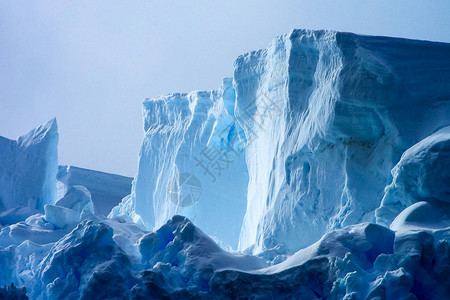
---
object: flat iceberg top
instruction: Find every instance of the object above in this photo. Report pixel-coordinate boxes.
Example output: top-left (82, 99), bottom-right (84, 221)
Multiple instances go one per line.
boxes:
top-left (144, 90), bottom-right (215, 103)
top-left (235, 28), bottom-right (450, 61)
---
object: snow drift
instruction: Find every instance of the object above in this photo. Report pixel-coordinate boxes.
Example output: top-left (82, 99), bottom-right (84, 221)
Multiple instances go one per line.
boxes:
top-left (377, 126), bottom-right (450, 226)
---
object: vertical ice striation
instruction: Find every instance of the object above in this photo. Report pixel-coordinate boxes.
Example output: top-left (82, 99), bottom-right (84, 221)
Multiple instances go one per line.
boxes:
top-left (0, 119), bottom-right (58, 212)
top-left (376, 126), bottom-right (450, 226)
top-left (116, 29), bottom-right (450, 254)
top-left (114, 79), bottom-right (248, 248)
top-left (234, 30), bottom-right (450, 253)
top-left (234, 30), bottom-right (344, 252)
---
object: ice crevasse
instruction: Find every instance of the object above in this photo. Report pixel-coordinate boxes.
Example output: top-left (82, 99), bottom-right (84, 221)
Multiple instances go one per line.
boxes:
top-left (113, 29), bottom-right (450, 253)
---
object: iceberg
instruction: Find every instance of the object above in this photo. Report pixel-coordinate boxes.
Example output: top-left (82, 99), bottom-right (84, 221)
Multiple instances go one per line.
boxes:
top-left (113, 78), bottom-right (248, 248)
top-left (57, 165), bottom-right (132, 217)
top-left (30, 220), bottom-right (137, 300)
top-left (0, 29), bottom-right (449, 299)
top-left (0, 206), bottom-right (40, 226)
top-left (43, 204), bottom-right (81, 229)
top-left (2, 210), bottom-right (449, 299)
top-left (0, 283), bottom-right (27, 300)
top-left (115, 29), bottom-right (450, 254)
top-left (55, 185), bottom-right (94, 214)
top-left (0, 119), bottom-right (58, 212)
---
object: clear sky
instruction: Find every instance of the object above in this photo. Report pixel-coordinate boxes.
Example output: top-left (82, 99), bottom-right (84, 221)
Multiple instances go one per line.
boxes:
top-left (1, 1), bottom-right (449, 177)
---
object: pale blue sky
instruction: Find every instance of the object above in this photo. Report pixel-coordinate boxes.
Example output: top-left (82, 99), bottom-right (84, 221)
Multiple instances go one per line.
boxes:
top-left (1, 1), bottom-right (449, 177)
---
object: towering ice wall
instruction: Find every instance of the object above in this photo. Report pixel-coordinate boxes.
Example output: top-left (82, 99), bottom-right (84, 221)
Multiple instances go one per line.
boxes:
top-left (235, 30), bottom-right (450, 253)
top-left (113, 79), bottom-right (248, 248)
top-left (116, 29), bottom-right (450, 253)
top-left (0, 119), bottom-right (58, 212)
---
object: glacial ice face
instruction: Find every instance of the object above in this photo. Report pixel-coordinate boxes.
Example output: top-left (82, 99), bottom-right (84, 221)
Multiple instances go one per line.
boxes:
top-left (115, 29), bottom-right (450, 253)
top-left (376, 126), bottom-right (450, 226)
top-left (117, 78), bottom-right (248, 248)
top-left (0, 119), bottom-right (58, 212)
top-left (0, 206), bottom-right (40, 226)
top-left (233, 30), bottom-right (450, 252)
top-left (0, 30), bottom-right (449, 299)
top-left (0, 283), bottom-right (27, 300)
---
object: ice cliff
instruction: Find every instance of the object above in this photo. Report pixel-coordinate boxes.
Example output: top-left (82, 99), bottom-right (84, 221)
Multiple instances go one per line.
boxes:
top-left (1, 29), bottom-right (450, 299)
top-left (235, 30), bottom-right (450, 253)
top-left (114, 29), bottom-right (450, 254)
top-left (57, 166), bottom-right (133, 217)
top-left (111, 78), bottom-right (248, 248)
top-left (0, 119), bottom-right (58, 214)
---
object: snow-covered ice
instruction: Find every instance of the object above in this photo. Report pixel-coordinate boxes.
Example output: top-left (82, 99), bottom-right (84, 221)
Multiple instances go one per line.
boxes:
top-left (234, 30), bottom-right (450, 253)
top-left (55, 185), bottom-right (94, 214)
top-left (114, 29), bottom-right (450, 254)
top-left (0, 30), bottom-right (449, 299)
top-left (43, 205), bottom-right (81, 229)
top-left (377, 126), bottom-right (450, 227)
top-left (111, 78), bottom-right (248, 249)
top-left (0, 119), bottom-right (58, 212)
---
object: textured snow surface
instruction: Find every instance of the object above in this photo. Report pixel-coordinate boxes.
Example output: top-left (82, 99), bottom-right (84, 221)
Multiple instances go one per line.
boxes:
top-left (0, 30), bottom-right (450, 299)
top-left (9, 214), bottom-right (448, 299)
top-left (55, 185), bottom-right (94, 214)
top-left (376, 126), bottom-right (450, 227)
top-left (0, 119), bottom-right (58, 212)
top-left (30, 220), bottom-right (137, 300)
